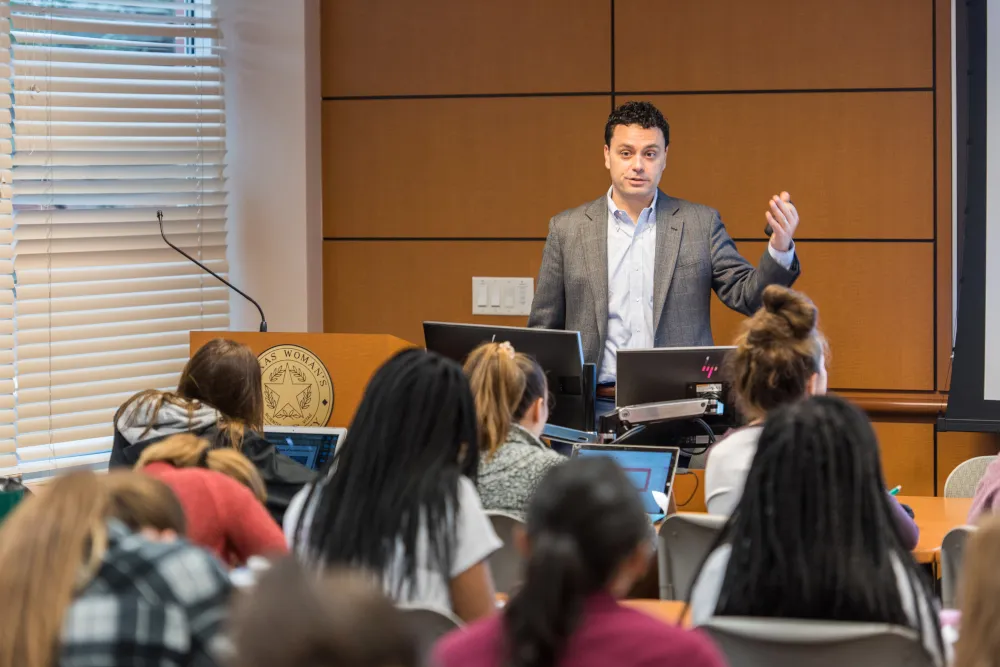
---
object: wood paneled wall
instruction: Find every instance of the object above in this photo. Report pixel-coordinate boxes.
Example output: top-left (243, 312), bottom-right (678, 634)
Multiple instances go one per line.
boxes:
top-left (320, 0), bottom-right (1000, 494)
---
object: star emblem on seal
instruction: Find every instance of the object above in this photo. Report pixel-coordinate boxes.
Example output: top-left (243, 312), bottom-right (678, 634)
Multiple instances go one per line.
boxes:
top-left (257, 344), bottom-right (334, 426)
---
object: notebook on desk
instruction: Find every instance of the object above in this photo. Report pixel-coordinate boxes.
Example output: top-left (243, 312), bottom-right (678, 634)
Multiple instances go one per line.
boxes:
top-left (569, 443), bottom-right (680, 519)
top-left (263, 426), bottom-right (345, 471)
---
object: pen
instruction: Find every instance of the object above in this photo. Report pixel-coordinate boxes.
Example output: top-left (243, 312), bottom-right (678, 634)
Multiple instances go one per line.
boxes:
top-left (889, 485), bottom-right (902, 496)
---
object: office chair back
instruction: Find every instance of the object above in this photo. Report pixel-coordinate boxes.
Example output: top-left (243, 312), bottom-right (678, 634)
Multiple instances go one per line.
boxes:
top-left (941, 524), bottom-right (976, 608)
top-left (701, 616), bottom-right (935, 667)
top-left (657, 513), bottom-right (726, 600)
top-left (944, 456), bottom-right (994, 498)
top-left (486, 511), bottom-right (526, 596)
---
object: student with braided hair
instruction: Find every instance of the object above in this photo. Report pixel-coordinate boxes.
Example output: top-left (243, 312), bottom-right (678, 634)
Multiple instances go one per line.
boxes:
top-left (690, 395), bottom-right (948, 665)
top-left (285, 348), bottom-right (501, 622)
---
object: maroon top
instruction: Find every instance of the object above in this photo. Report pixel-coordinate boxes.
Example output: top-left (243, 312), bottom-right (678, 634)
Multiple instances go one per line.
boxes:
top-left (433, 592), bottom-right (727, 667)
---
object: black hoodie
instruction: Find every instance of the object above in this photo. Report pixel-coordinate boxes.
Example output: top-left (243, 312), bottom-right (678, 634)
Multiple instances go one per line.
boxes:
top-left (111, 399), bottom-right (316, 524)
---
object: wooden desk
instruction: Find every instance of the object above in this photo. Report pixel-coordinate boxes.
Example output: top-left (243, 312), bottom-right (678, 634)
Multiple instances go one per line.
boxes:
top-left (624, 599), bottom-right (689, 627)
top-left (673, 469), bottom-right (706, 513)
top-left (658, 496), bottom-right (971, 566)
top-left (897, 495), bottom-right (973, 564)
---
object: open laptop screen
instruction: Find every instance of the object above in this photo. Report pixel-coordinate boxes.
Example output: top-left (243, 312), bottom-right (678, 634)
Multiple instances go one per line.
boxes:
top-left (263, 426), bottom-right (345, 471)
top-left (570, 444), bottom-right (679, 515)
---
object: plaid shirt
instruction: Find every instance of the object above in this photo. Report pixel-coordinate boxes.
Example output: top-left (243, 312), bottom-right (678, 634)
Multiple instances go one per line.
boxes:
top-left (60, 520), bottom-right (232, 667)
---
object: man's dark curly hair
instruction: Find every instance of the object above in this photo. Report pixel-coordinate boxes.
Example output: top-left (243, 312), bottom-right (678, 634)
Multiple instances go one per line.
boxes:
top-left (604, 101), bottom-right (670, 148)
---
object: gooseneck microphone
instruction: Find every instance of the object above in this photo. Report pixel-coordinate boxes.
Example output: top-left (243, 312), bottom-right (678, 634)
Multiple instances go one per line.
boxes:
top-left (157, 210), bottom-right (268, 332)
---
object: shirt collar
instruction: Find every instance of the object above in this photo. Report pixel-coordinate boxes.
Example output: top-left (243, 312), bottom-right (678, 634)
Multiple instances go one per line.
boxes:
top-left (606, 186), bottom-right (658, 223)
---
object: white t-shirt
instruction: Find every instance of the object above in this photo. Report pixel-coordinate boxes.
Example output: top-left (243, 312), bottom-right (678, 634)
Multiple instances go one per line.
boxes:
top-left (690, 544), bottom-right (950, 666)
top-left (704, 425), bottom-right (763, 516)
top-left (283, 475), bottom-right (501, 614)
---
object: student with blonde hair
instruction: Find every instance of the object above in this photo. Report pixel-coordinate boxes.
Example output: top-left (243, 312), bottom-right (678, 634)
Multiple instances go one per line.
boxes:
top-left (464, 341), bottom-right (563, 520)
top-left (137, 434), bottom-right (287, 566)
top-left (0, 470), bottom-right (231, 667)
top-left (953, 516), bottom-right (1000, 667)
top-left (112, 338), bottom-right (315, 523)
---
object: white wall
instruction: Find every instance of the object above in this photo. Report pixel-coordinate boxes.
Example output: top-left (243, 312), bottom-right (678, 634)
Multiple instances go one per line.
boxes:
top-left (218, 0), bottom-right (323, 332)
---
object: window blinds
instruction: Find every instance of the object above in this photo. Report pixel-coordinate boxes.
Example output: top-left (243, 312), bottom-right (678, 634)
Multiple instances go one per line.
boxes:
top-left (8, 0), bottom-right (227, 481)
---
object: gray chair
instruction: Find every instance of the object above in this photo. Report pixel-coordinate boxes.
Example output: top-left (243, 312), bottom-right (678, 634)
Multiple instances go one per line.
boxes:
top-left (701, 616), bottom-right (935, 667)
top-left (657, 513), bottom-right (726, 600)
top-left (397, 605), bottom-right (463, 667)
top-left (941, 524), bottom-right (976, 608)
top-left (486, 511), bottom-right (525, 596)
top-left (944, 456), bottom-right (995, 497)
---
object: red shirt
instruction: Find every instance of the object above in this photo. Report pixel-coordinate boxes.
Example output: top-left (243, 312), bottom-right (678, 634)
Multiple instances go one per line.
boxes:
top-left (433, 592), bottom-right (727, 667)
top-left (142, 462), bottom-right (288, 566)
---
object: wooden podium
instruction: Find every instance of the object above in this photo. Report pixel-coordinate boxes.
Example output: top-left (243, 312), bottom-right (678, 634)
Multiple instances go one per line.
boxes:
top-left (190, 332), bottom-right (413, 428)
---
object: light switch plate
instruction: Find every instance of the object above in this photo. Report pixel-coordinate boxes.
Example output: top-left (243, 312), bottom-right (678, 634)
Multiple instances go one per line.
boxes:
top-left (472, 277), bottom-right (533, 315)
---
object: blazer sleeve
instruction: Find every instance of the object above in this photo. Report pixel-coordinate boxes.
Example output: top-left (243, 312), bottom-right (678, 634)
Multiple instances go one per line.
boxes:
top-left (527, 217), bottom-right (566, 330)
top-left (709, 210), bottom-right (800, 316)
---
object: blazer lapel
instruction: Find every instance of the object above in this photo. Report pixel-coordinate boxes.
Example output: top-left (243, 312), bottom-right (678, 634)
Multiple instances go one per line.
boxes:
top-left (653, 191), bottom-right (684, 331)
top-left (581, 197), bottom-right (609, 344)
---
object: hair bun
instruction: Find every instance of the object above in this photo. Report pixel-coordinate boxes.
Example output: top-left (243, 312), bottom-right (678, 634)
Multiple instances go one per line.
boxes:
top-left (749, 285), bottom-right (818, 343)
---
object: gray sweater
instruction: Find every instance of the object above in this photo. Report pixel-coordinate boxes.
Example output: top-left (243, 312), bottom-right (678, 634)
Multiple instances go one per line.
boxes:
top-left (476, 424), bottom-right (565, 521)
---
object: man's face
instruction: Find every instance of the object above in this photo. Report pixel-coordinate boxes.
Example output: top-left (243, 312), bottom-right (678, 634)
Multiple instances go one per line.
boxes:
top-left (604, 124), bottom-right (667, 202)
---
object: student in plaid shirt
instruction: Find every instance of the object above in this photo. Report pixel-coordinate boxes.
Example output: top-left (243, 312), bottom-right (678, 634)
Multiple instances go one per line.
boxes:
top-left (0, 471), bottom-right (232, 667)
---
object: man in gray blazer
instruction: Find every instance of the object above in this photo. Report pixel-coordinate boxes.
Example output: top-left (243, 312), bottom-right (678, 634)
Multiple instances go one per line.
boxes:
top-left (528, 101), bottom-right (801, 392)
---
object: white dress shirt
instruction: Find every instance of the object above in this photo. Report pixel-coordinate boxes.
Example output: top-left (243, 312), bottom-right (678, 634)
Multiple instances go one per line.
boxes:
top-left (599, 189), bottom-right (795, 384)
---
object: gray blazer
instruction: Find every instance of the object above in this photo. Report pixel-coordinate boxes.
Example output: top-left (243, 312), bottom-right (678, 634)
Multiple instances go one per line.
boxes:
top-left (528, 191), bottom-right (800, 372)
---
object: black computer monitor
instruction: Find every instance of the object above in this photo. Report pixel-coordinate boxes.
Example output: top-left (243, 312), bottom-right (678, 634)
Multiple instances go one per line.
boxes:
top-left (423, 321), bottom-right (596, 432)
top-left (615, 346), bottom-right (736, 408)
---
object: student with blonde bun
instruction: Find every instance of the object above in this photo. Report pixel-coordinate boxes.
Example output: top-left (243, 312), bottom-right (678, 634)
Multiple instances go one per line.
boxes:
top-left (705, 284), bottom-right (829, 517)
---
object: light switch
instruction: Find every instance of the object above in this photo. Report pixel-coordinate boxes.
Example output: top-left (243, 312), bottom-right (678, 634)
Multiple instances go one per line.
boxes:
top-left (502, 285), bottom-right (515, 308)
top-left (475, 280), bottom-right (488, 307)
top-left (472, 277), bottom-right (533, 315)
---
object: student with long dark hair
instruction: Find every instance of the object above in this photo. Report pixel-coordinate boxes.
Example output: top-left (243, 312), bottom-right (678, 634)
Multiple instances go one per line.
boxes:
top-left (286, 348), bottom-right (500, 622)
top-left (434, 456), bottom-right (725, 667)
top-left (690, 395), bottom-right (947, 665)
top-left (112, 338), bottom-right (315, 523)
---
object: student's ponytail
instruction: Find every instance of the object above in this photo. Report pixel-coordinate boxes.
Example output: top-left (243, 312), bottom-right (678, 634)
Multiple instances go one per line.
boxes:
top-left (504, 531), bottom-right (589, 667)
top-left (502, 457), bottom-right (650, 667)
top-left (464, 342), bottom-right (548, 460)
top-left (136, 433), bottom-right (267, 501)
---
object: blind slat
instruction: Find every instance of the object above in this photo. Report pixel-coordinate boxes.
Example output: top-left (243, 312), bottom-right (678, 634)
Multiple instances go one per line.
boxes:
top-left (9, 0), bottom-right (226, 479)
top-left (16, 286), bottom-right (228, 315)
